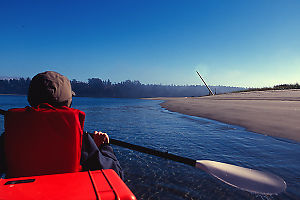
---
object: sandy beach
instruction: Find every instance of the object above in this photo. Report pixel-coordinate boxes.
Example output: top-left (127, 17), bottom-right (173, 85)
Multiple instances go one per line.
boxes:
top-left (151, 89), bottom-right (300, 143)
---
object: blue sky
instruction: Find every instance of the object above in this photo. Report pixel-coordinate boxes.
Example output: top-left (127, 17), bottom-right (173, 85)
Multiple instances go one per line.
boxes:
top-left (0, 0), bottom-right (299, 87)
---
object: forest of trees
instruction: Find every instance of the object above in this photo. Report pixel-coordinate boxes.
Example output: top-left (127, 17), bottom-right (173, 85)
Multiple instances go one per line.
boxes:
top-left (0, 78), bottom-right (31, 95)
top-left (244, 83), bottom-right (300, 92)
top-left (1, 77), bottom-right (244, 98)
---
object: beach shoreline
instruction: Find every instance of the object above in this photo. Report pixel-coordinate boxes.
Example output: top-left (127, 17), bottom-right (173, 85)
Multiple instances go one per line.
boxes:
top-left (148, 89), bottom-right (300, 143)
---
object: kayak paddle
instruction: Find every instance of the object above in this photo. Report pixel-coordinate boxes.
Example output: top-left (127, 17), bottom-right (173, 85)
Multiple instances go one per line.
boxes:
top-left (109, 137), bottom-right (286, 195)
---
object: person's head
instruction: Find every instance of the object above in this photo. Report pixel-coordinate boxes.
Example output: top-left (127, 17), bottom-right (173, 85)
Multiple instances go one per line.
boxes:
top-left (27, 71), bottom-right (74, 107)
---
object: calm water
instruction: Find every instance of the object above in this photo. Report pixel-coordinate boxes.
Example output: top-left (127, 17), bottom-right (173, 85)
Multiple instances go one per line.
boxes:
top-left (0, 95), bottom-right (300, 200)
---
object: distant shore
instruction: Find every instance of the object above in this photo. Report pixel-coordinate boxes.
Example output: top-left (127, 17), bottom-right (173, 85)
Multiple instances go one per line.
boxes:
top-left (149, 89), bottom-right (300, 143)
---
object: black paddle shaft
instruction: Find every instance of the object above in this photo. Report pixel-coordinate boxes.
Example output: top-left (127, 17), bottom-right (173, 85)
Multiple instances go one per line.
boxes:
top-left (109, 138), bottom-right (196, 167)
top-left (86, 131), bottom-right (196, 166)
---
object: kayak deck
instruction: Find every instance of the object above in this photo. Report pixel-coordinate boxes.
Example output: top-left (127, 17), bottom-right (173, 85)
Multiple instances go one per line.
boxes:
top-left (0, 169), bottom-right (136, 200)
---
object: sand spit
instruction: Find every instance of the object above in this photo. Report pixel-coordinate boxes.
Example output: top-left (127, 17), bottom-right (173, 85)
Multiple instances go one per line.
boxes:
top-left (150, 89), bottom-right (300, 143)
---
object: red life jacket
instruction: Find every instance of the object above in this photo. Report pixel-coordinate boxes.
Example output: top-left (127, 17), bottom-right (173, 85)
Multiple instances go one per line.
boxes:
top-left (4, 103), bottom-right (85, 178)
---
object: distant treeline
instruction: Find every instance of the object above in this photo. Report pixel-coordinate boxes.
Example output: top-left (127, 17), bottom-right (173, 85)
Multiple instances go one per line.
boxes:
top-left (243, 83), bottom-right (300, 92)
top-left (1, 77), bottom-right (243, 98)
top-left (0, 78), bottom-right (31, 95)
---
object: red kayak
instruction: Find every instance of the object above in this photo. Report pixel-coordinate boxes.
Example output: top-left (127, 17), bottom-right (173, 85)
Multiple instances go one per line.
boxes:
top-left (0, 169), bottom-right (136, 200)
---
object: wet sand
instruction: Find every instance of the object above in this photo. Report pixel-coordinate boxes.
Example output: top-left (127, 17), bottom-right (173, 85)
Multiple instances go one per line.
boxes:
top-left (150, 89), bottom-right (300, 143)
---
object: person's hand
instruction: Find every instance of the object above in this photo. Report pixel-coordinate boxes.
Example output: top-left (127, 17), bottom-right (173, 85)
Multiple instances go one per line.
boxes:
top-left (92, 131), bottom-right (109, 147)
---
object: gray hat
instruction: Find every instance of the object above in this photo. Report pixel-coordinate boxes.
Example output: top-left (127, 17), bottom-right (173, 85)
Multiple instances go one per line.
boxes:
top-left (28, 71), bottom-right (74, 107)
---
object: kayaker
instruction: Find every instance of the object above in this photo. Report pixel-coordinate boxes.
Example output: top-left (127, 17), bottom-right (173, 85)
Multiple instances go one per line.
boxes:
top-left (0, 71), bottom-right (123, 179)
